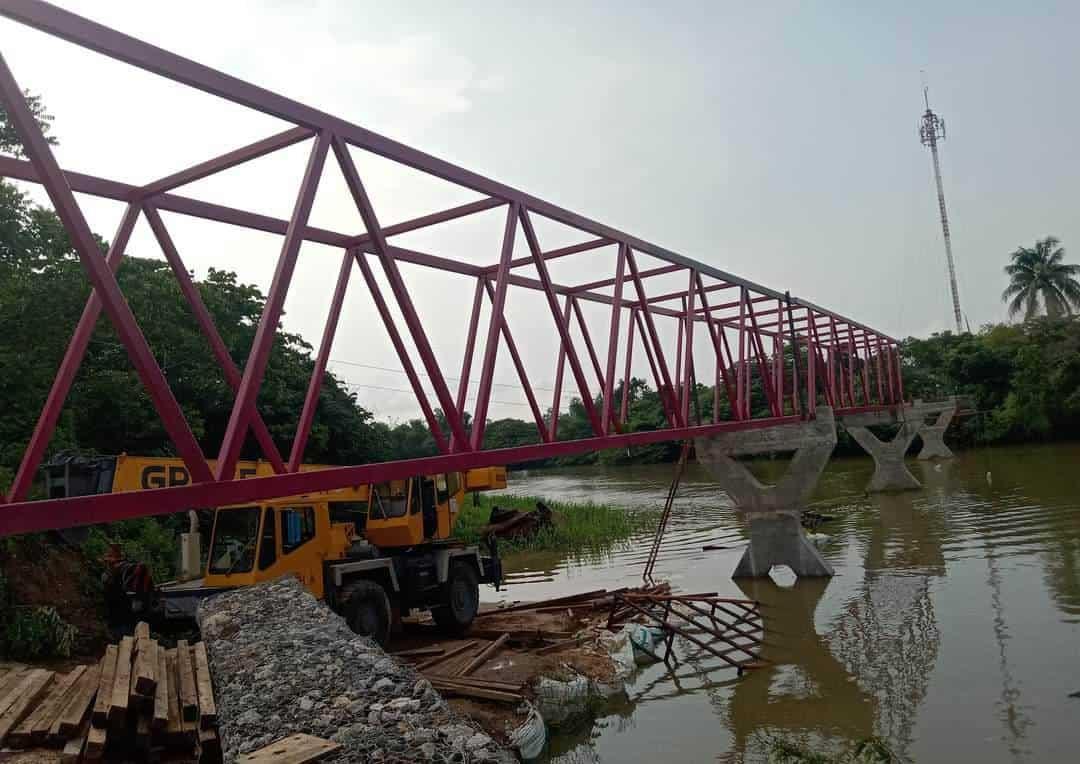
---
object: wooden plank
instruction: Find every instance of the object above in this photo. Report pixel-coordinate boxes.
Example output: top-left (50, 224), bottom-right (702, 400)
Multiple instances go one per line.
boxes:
top-left (13, 665), bottom-right (87, 746)
top-left (0, 669), bottom-right (54, 745)
top-left (238, 733), bottom-right (341, 764)
top-left (420, 673), bottom-right (522, 691)
top-left (108, 635), bottom-right (134, 724)
top-left (91, 644), bottom-right (118, 726)
top-left (152, 647), bottom-right (169, 730)
top-left (415, 640), bottom-right (476, 672)
top-left (164, 650), bottom-right (183, 744)
top-left (192, 642), bottom-right (216, 729)
top-left (134, 621), bottom-right (151, 641)
top-left (52, 660), bottom-right (101, 740)
top-left (61, 717), bottom-right (90, 763)
top-left (389, 646), bottom-right (444, 658)
top-left (426, 680), bottom-right (523, 704)
top-left (458, 633), bottom-right (509, 676)
top-left (0, 668), bottom-right (35, 717)
top-left (175, 640), bottom-right (198, 723)
top-left (84, 719), bottom-right (107, 760)
top-left (199, 726), bottom-right (221, 760)
top-left (133, 637), bottom-right (158, 696)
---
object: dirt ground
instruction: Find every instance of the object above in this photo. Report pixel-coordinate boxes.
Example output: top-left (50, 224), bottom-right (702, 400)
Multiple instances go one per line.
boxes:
top-left (0, 539), bottom-right (107, 656)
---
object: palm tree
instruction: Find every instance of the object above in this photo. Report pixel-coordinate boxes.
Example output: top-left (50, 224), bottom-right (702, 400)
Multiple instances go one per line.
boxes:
top-left (1001, 236), bottom-right (1080, 319)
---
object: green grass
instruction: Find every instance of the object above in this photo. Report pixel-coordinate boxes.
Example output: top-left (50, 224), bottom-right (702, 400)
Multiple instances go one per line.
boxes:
top-left (454, 492), bottom-right (658, 555)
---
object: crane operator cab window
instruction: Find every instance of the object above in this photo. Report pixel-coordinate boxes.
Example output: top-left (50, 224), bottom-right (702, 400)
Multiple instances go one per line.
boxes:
top-left (281, 506), bottom-right (316, 553)
top-left (370, 482), bottom-right (409, 519)
top-left (208, 506), bottom-right (260, 574)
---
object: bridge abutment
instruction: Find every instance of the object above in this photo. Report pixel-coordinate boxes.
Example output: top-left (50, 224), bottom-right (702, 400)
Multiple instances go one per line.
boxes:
top-left (696, 408), bottom-right (837, 579)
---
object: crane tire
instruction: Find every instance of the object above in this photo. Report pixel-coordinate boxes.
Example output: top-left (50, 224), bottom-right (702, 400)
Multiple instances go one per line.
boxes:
top-left (340, 578), bottom-right (392, 647)
top-left (432, 560), bottom-right (479, 634)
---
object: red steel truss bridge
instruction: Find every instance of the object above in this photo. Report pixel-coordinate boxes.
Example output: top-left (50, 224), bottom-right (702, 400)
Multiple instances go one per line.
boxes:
top-left (0, 0), bottom-right (903, 537)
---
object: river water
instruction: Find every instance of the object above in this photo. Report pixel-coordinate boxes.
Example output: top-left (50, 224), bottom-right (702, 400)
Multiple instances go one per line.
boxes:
top-left (492, 443), bottom-right (1080, 763)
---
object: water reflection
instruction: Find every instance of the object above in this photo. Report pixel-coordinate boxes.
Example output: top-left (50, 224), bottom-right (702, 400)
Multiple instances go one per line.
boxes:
top-left (495, 444), bottom-right (1080, 763)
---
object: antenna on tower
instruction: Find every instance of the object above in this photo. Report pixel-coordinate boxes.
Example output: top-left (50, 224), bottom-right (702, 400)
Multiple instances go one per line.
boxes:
top-left (919, 75), bottom-right (963, 332)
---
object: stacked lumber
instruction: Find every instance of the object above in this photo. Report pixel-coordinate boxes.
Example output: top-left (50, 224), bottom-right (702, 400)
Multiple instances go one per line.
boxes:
top-left (0, 623), bottom-right (220, 762)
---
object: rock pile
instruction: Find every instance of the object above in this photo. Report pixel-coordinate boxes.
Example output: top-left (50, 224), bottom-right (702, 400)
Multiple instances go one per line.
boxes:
top-left (196, 576), bottom-right (513, 763)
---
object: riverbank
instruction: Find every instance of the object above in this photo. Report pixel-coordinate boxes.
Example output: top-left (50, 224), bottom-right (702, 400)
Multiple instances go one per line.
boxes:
top-left (454, 493), bottom-right (657, 554)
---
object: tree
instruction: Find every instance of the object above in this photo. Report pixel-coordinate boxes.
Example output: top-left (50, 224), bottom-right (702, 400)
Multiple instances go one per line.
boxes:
top-left (1001, 236), bottom-right (1080, 319)
top-left (0, 89), bottom-right (56, 156)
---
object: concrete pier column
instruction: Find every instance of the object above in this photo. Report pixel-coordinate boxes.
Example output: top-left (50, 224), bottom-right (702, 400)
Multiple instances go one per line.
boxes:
top-left (845, 422), bottom-right (923, 492)
top-left (696, 407), bottom-right (837, 579)
top-left (916, 398), bottom-right (957, 460)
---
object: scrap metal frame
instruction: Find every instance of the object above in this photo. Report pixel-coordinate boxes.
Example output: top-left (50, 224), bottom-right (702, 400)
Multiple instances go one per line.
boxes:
top-left (0, 0), bottom-right (903, 536)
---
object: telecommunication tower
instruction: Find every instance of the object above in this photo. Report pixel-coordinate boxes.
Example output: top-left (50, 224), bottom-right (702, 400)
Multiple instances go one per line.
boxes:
top-left (919, 85), bottom-right (963, 332)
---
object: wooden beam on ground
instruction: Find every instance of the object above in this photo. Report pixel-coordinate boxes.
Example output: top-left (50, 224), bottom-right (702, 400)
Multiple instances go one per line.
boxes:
top-left (61, 717), bottom-right (89, 763)
top-left (192, 642), bottom-right (216, 729)
top-left (52, 660), bottom-right (101, 740)
top-left (458, 633), bottom-right (509, 677)
top-left (0, 669), bottom-right (54, 745)
top-left (92, 644), bottom-right (118, 726)
top-left (133, 637), bottom-right (158, 696)
top-left (164, 649), bottom-right (183, 745)
top-left (84, 720), bottom-right (107, 760)
top-left (389, 646), bottom-right (444, 658)
top-left (426, 679), bottom-right (523, 704)
top-left (152, 647), bottom-right (169, 730)
top-left (175, 640), bottom-right (198, 723)
top-left (108, 636), bottom-right (134, 724)
top-left (415, 640), bottom-right (476, 672)
top-left (238, 732), bottom-right (341, 763)
top-left (10, 664), bottom-right (86, 746)
top-left (134, 622), bottom-right (150, 641)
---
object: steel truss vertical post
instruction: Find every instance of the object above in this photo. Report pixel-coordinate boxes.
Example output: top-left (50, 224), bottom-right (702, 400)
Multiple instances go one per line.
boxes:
top-left (471, 203), bottom-right (520, 449)
top-left (353, 250), bottom-right (448, 452)
top-left (519, 208), bottom-right (603, 435)
top-left (744, 296), bottom-right (779, 417)
top-left (216, 130), bottom-right (330, 481)
top-left (602, 244), bottom-right (627, 434)
top-left (142, 204), bottom-right (287, 474)
top-left (288, 250), bottom-right (353, 471)
top-left (681, 273), bottom-right (696, 425)
top-left (736, 288), bottom-right (748, 419)
top-left (619, 307), bottom-right (635, 426)
top-left (482, 280), bottom-right (549, 442)
top-left (548, 296), bottom-right (573, 440)
top-left (452, 279), bottom-right (485, 450)
top-left (0, 54), bottom-right (214, 484)
top-left (633, 309), bottom-right (665, 414)
top-left (332, 136), bottom-right (470, 450)
top-left (674, 299), bottom-right (685, 396)
top-left (5, 204), bottom-right (139, 503)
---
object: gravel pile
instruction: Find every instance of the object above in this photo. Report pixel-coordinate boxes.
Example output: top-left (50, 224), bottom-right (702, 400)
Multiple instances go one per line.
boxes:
top-left (196, 575), bottom-right (514, 763)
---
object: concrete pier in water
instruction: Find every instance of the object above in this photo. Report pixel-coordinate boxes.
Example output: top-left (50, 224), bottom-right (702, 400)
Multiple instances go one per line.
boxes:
top-left (696, 408), bottom-right (837, 579)
top-left (839, 398), bottom-right (958, 493)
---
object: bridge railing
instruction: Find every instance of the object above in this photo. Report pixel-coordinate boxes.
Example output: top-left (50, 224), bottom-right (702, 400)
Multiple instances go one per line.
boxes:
top-left (0, 0), bottom-right (902, 535)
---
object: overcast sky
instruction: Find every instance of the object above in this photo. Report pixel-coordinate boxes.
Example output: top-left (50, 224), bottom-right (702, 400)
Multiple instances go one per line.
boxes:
top-left (3, 1), bottom-right (1078, 425)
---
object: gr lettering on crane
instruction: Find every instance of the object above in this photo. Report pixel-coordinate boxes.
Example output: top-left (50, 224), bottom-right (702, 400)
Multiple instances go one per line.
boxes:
top-left (140, 465), bottom-right (257, 489)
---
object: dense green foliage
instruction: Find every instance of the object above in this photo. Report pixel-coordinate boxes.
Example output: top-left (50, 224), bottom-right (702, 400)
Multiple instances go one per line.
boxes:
top-left (0, 571), bottom-right (77, 659)
top-left (1001, 236), bottom-right (1080, 319)
top-left (902, 318), bottom-right (1080, 444)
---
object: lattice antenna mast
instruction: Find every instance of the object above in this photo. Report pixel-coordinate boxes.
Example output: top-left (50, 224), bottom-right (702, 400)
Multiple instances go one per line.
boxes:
top-left (919, 83), bottom-right (963, 332)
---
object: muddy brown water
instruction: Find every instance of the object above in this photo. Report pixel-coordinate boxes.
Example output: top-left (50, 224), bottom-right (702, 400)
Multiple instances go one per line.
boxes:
top-left (490, 443), bottom-right (1080, 763)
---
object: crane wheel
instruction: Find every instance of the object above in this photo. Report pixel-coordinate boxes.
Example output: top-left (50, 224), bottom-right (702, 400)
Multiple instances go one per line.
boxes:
top-left (432, 560), bottom-right (479, 634)
top-left (340, 579), bottom-right (391, 647)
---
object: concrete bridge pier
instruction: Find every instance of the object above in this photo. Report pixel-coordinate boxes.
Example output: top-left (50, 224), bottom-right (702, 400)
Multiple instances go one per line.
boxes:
top-left (840, 399), bottom-right (958, 492)
top-left (696, 408), bottom-right (837, 579)
top-left (843, 418), bottom-right (923, 493)
top-left (915, 397), bottom-right (958, 460)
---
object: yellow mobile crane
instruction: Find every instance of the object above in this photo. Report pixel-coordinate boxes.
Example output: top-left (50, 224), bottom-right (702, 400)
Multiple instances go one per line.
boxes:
top-left (44, 454), bottom-right (507, 645)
